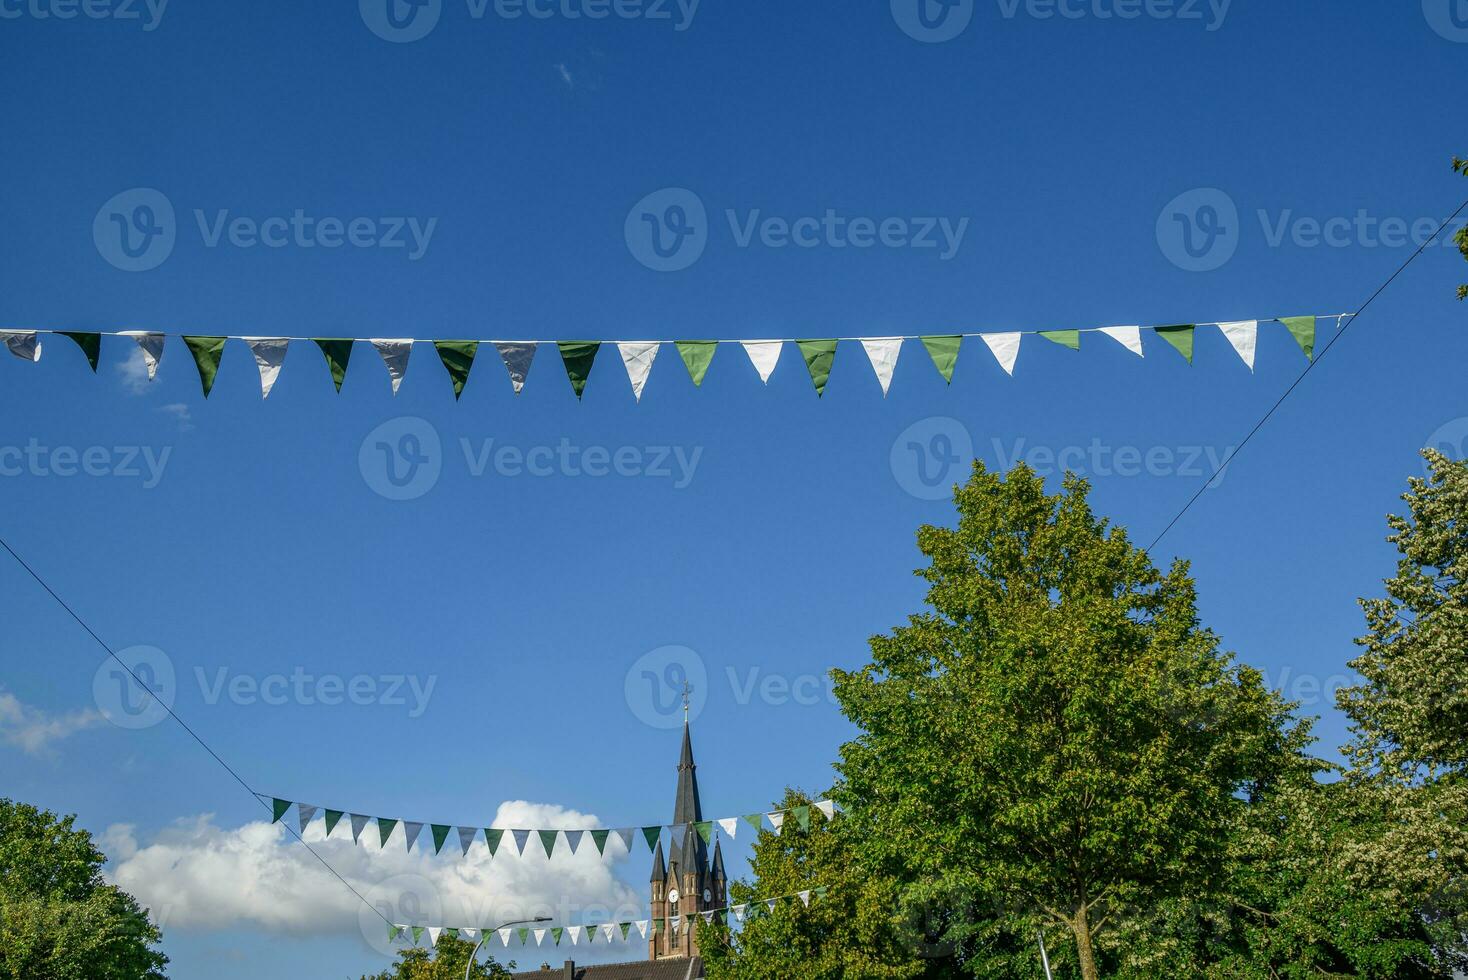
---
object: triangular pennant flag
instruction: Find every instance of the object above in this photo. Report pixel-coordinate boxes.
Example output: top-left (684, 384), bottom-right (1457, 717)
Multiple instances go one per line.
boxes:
top-left (2, 331), bottom-right (41, 362)
top-left (813, 885), bottom-right (829, 899)
top-left (388, 924), bottom-right (404, 944)
top-left (183, 336), bottom-right (227, 396)
top-left (742, 813), bottom-right (765, 834)
top-left (614, 828), bottom-right (634, 853)
top-left (499, 928), bottom-right (513, 946)
top-left (590, 829), bottom-right (610, 855)
top-left (717, 817), bottom-right (739, 839)
top-left (732, 904), bottom-right (747, 923)
top-left (460, 928), bottom-right (477, 940)
top-left (702, 911), bottom-right (715, 925)
top-left (1154, 325), bottom-right (1195, 364)
top-left (243, 338), bottom-right (289, 398)
top-left (313, 339), bottom-right (353, 392)
top-left (551, 927), bottom-right (564, 946)
top-left (768, 811), bottom-right (785, 831)
top-left (920, 335), bottom-right (962, 383)
top-left (1217, 321), bottom-right (1258, 371)
top-left (792, 806), bottom-right (811, 831)
top-left (557, 341), bottom-right (600, 399)
top-left (533, 929), bottom-right (547, 946)
top-left (371, 339), bottom-right (412, 394)
top-left (1038, 329), bottom-right (1081, 351)
top-left (860, 338), bottom-right (902, 396)
top-left (431, 824), bottom-right (452, 855)
top-left (495, 342), bottom-right (536, 394)
top-left (796, 339), bottom-right (838, 396)
top-left (669, 823), bottom-right (687, 849)
top-left (567, 926), bottom-right (582, 946)
top-left (635, 920), bottom-right (648, 939)
top-left (1279, 316), bottom-right (1316, 360)
top-left (642, 826), bottom-right (662, 851)
top-left (350, 813), bottom-right (371, 843)
top-left (675, 340), bottom-right (717, 386)
top-left (324, 810), bottom-right (345, 837)
top-left (766, 899), bottom-right (777, 913)
top-left (515, 928), bottom-right (528, 946)
top-left (120, 331), bottom-right (164, 380)
top-left (742, 340), bottom-right (783, 383)
top-left (798, 890), bottom-right (812, 907)
top-left (619, 922), bottom-right (631, 940)
top-left (403, 821), bottom-right (423, 853)
top-left (427, 927), bottom-right (443, 946)
top-left (512, 829), bottom-right (531, 855)
top-left (565, 830), bottom-right (584, 855)
top-left (457, 826), bottom-right (478, 856)
top-left (411, 926), bottom-right (425, 946)
top-left (61, 332), bottom-right (101, 372)
top-left (980, 332), bottom-right (1021, 376)
top-left (694, 821), bottom-right (714, 844)
top-left (485, 828), bottom-right (504, 857)
top-left (378, 818), bottom-right (399, 848)
top-left (539, 829), bottom-right (559, 858)
top-left (814, 800), bottom-right (835, 820)
top-left (602, 924), bottom-right (616, 942)
top-left (617, 342), bottom-right (659, 402)
top-left (434, 340), bottom-right (478, 399)
top-left (670, 915), bottom-right (681, 935)
top-left (297, 804), bottom-right (318, 835)
top-left (271, 799), bottom-right (292, 823)
top-left (1097, 325), bottom-right (1144, 357)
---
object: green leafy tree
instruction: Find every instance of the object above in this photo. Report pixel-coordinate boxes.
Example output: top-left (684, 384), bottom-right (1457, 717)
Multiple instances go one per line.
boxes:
top-left (0, 798), bottom-right (168, 980)
top-left (1456, 157), bottom-right (1468, 300)
top-left (830, 464), bottom-right (1301, 980)
top-left (1336, 448), bottom-right (1468, 972)
top-left (360, 933), bottom-right (513, 980)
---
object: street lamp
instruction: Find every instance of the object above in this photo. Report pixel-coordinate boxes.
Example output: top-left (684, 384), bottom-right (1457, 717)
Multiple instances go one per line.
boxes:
top-left (466, 917), bottom-right (552, 980)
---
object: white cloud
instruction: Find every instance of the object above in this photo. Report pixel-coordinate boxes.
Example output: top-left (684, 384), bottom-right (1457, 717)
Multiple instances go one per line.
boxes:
top-left (0, 690), bottom-right (103, 754)
top-left (157, 402), bottom-right (194, 432)
top-left (555, 62), bottom-right (574, 88)
top-left (115, 349), bottom-right (153, 395)
top-left (105, 801), bottom-right (643, 940)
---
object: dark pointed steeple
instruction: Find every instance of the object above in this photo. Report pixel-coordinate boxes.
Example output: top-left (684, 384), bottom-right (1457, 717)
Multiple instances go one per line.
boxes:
top-left (649, 840), bottom-right (666, 882)
top-left (712, 836), bottom-right (725, 879)
top-left (673, 719), bottom-right (709, 882)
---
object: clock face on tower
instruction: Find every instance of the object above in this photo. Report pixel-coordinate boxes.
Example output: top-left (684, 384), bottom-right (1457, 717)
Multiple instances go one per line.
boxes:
top-left (703, 888), bottom-right (712, 903)
top-left (667, 889), bottom-right (680, 905)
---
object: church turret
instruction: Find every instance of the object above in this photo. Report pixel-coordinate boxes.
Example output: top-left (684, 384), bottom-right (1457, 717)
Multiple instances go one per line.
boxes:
top-left (651, 709), bottom-right (715, 963)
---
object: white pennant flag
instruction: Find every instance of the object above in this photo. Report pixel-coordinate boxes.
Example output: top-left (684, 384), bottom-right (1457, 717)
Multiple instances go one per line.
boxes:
top-left (742, 340), bottom-right (783, 384)
top-left (427, 927), bottom-right (443, 946)
top-left (814, 800), bottom-right (836, 820)
top-left (350, 814), bottom-right (371, 844)
top-left (981, 332), bottom-right (1022, 376)
top-left (670, 915), bottom-right (681, 935)
top-left (798, 890), bottom-right (812, 907)
top-left (533, 929), bottom-right (547, 946)
top-left (2, 331), bottom-right (41, 362)
top-left (495, 342), bottom-right (537, 395)
top-left (717, 817), bottom-right (739, 839)
top-left (617, 342), bottom-right (660, 402)
top-left (601, 924), bottom-right (616, 942)
top-left (1097, 325), bottom-right (1144, 358)
top-left (701, 911), bottom-right (715, 925)
top-left (767, 811), bottom-right (785, 831)
top-left (635, 920), bottom-right (649, 939)
top-left (120, 331), bottom-right (165, 379)
top-left (403, 822), bottom-right (424, 852)
top-left (461, 928), bottom-right (477, 940)
top-left (371, 339), bottom-right (413, 394)
top-left (497, 928), bottom-right (512, 947)
top-left (765, 899), bottom-right (777, 913)
top-left (297, 804), bottom-right (318, 835)
top-left (614, 828), bottom-right (635, 853)
top-left (568, 926), bottom-right (583, 945)
top-left (458, 827), bottom-right (478, 855)
top-left (244, 338), bottom-right (289, 399)
top-left (860, 338), bottom-right (903, 396)
top-left (1217, 321), bottom-right (1258, 371)
top-left (732, 904), bottom-right (747, 923)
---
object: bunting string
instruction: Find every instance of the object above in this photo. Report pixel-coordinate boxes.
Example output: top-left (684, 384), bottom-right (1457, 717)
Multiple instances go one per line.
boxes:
top-left (0, 315), bottom-right (1350, 400)
top-left (388, 886), bottom-right (830, 950)
top-left (262, 795), bottom-right (836, 860)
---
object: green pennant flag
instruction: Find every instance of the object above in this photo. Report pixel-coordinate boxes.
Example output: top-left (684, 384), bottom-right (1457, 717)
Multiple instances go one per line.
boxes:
top-left (920, 335), bottom-right (962, 383)
top-left (431, 824), bottom-right (452, 855)
top-left (378, 817), bottom-right (398, 848)
top-left (642, 826), bottom-right (662, 851)
top-left (1279, 316), bottom-right (1316, 360)
top-left (324, 809), bottom-right (344, 836)
top-left (619, 922), bottom-right (631, 940)
top-left (183, 336), bottom-right (228, 396)
top-left (271, 799), bottom-right (292, 823)
top-left (411, 926), bottom-right (425, 946)
top-left (694, 821), bottom-right (714, 844)
top-left (584, 925), bottom-right (595, 944)
top-left (517, 928), bottom-right (529, 946)
top-left (792, 806), bottom-right (811, 831)
top-left (557, 341), bottom-right (600, 399)
top-left (590, 829), bottom-right (610, 855)
top-left (675, 341), bottom-right (718, 386)
top-left (61, 332), bottom-right (101, 372)
top-left (444, 928), bottom-right (458, 942)
top-left (539, 829), bottom-right (559, 858)
top-left (388, 924), bottom-right (403, 943)
top-left (1153, 325), bottom-right (1195, 364)
top-left (551, 927), bottom-right (563, 946)
top-left (796, 339), bottom-right (838, 396)
top-left (434, 340), bottom-right (478, 399)
top-left (743, 813), bottom-right (765, 834)
top-left (813, 885), bottom-right (829, 899)
top-left (651, 920), bottom-right (662, 936)
top-left (313, 339), bottom-right (353, 392)
top-left (1038, 330), bottom-right (1081, 351)
top-left (485, 828), bottom-right (503, 857)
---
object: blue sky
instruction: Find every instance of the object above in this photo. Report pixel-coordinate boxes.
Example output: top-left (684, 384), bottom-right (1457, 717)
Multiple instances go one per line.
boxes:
top-left (2, 1), bottom-right (1466, 976)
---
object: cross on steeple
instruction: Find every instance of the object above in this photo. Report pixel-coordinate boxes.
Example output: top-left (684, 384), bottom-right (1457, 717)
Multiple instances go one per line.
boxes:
top-left (681, 680), bottom-right (692, 723)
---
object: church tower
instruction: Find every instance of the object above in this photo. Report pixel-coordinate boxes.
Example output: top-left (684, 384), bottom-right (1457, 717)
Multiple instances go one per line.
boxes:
top-left (648, 717), bottom-right (726, 962)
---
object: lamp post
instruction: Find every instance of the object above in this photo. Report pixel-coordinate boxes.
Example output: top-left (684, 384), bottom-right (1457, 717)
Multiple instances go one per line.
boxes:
top-left (466, 917), bottom-right (552, 980)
